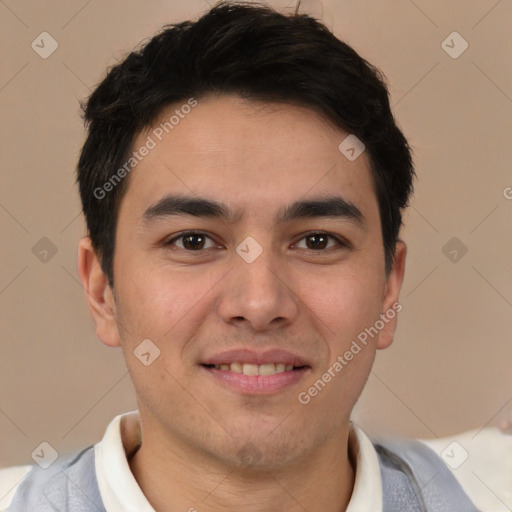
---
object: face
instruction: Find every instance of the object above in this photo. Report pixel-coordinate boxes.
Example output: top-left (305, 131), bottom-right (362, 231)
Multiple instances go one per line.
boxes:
top-left (79, 94), bottom-right (406, 470)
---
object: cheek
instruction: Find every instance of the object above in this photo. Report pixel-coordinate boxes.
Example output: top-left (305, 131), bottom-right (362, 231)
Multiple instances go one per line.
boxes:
top-left (303, 267), bottom-right (384, 345)
top-left (115, 258), bottom-right (198, 325)
top-left (112, 263), bottom-right (216, 367)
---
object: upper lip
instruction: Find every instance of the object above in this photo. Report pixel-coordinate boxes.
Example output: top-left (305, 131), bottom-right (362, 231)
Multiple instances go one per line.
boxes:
top-left (201, 348), bottom-right (310, 367)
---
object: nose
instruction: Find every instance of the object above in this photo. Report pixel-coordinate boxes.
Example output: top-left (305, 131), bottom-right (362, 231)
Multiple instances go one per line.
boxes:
top-left (217, 245), bottom-right (299, 332)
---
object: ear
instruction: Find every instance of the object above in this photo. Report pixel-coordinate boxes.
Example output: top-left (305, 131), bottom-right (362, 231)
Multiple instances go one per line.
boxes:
top-left (376, 240), bottom-right (407, 350)
top-left (77, 236), bottom-right (121, 347)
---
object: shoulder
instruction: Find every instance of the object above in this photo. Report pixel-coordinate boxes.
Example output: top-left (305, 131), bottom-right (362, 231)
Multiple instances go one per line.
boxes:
top-left (0, 445), bottom-right (98, 511)
top-left (0, 465), bottom-right (33, 510)
top-left (418, 427), bottom-right (512, 511)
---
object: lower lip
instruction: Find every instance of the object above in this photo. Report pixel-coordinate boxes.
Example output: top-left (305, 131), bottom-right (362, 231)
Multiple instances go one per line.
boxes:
top-left (201, 365), bottom-right (310, 394)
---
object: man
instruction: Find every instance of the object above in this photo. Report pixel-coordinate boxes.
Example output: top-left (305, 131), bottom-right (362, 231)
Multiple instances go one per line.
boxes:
top-left (1, 1), bottom-right (510, 511)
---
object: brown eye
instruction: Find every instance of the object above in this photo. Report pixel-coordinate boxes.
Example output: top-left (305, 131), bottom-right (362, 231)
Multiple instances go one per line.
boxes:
top-left (305, 233), bottom-right (329, 250)
top-left (165, 232), bottom-right (216, 251)
top-left (295, 232), bottom-right (345, 251)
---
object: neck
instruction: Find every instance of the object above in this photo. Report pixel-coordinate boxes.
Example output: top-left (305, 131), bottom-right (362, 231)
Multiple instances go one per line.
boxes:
top-left (128, 420), bottom-right (356, 512)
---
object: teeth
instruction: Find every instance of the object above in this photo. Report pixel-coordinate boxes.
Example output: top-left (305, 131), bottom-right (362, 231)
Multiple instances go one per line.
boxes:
top-left (258, 363), bottom-right (276, 375)
top-left (230, 362), bottom-right (243, 373)
top-left (211, 362), bottom-right (301, 375)
top-left (243, 363), bottom-right (259, 376)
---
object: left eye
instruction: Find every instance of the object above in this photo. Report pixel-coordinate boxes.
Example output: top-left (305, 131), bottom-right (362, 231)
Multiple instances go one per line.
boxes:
top-left (165, 231), bottom-right (344, 251)
top-left (293, 232), bottom-right (343, 251)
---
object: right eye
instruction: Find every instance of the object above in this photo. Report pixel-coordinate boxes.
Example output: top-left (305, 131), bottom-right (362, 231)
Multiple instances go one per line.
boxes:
top-left (164, 231), bottom-right (220, 251)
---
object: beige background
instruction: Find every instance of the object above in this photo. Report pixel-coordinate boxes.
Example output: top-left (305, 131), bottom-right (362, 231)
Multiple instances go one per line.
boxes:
top-left (1, 0), bottom-right (511, 468)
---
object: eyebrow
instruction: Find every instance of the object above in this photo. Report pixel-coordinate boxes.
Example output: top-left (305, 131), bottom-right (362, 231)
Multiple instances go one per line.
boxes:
top-left (141, 193), bottom-right (366, 228)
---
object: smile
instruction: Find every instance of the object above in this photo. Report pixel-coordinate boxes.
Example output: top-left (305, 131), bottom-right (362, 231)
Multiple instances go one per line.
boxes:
top-left (201, 363), bottom-right (310, 394)
top-left (203, 362), bottom-right (306, 375)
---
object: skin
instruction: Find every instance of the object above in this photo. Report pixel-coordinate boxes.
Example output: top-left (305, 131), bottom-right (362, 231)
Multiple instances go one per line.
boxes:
top-left (78, 94), bottom-right (406, 512)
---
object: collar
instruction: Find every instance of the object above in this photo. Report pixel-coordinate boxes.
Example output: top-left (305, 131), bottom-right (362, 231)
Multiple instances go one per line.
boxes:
top-left (94, 410), bottom-right (383, 512)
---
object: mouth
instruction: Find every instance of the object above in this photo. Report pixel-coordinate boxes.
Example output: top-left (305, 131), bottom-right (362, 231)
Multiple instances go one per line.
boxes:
top-left (201, 362), bottom-right (308, 375)
top-left (200, 362), bottom-right (311, 394)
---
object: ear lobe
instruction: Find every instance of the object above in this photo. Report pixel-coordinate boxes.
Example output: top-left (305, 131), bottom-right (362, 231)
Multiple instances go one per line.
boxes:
top-left (376, 240), bottom-right (407, 350)
top-left (77, 236), bottom-right (121, 348)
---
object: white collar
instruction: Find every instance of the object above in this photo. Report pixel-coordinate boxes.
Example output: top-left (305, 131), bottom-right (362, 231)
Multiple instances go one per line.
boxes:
top-left (94, 410), bottom-right (383, 512)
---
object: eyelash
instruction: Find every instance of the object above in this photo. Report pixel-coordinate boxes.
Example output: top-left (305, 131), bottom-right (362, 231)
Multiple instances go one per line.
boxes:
top-left (163, 231), bottom-right (349, 253)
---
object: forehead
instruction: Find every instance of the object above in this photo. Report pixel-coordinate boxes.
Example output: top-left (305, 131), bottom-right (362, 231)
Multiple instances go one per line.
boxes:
top-left (120, 95), bottom-right (377, 224)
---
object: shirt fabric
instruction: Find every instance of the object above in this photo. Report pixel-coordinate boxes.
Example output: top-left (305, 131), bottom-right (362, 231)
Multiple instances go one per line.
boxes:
top-left (1, 410), bottom-right (510, 511)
